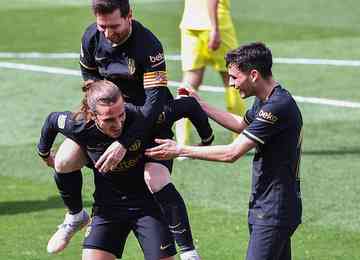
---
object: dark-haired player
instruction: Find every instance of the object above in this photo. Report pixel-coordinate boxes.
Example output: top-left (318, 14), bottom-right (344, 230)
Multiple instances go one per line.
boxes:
top-left (146, 42), bottom-right (303, 260)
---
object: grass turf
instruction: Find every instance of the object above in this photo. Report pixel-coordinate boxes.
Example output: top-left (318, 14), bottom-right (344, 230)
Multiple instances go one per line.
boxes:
top-left (1, 0), bottom-right (360, 259)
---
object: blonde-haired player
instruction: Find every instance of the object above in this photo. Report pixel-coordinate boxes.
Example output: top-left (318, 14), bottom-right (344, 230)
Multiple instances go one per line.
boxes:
top-left (176, 0), bottom-right (246, 146)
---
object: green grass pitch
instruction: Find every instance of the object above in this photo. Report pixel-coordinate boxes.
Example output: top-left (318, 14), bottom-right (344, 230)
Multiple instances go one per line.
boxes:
top-left (0, 0), bottom-right (359, 259)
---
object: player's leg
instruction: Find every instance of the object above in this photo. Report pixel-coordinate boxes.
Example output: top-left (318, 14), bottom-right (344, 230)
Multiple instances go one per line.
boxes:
top-left (144, 162), bottom-right (201, 260)
top-left (164, 97), bottom-right (214, 146)
top-left (82, 249), bottom-right (116, 260)
top-left (246, 224), bottom-right (297, 260)
top-left (82, 214), bottom-right (130, 260)
top-left (177, 29), bottom-right (207, 146)
top-left (175, 69), bottom-right (205, 147)
top-left (54, 138), bottom-right (88, 173)
top-left (48, 138), bottom-right (89, 254)
top-left (133, 215), bottom-right (176, 260)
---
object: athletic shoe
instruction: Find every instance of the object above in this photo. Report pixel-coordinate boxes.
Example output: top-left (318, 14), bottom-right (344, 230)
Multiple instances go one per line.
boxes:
top-left (180, 250), bottom-right (201, 260)
top-left (47, 210), bottom-right (90, 254)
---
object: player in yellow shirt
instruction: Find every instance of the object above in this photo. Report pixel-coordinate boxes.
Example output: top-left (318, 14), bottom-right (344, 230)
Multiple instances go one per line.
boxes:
top-left (176, 0), bottom-right (246, 145)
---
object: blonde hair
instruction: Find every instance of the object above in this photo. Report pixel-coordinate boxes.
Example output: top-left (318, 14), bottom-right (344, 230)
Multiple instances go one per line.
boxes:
top-left (74, 80), bottom-right (123, 121)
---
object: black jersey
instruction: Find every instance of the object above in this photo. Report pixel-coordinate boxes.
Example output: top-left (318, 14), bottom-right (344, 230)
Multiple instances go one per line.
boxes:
top-left (38, 107), bottom-right (154, 210)
top-left (243, 85), bottom-right (302, 227)
top-left (80, 20), bottom-right (173, 148)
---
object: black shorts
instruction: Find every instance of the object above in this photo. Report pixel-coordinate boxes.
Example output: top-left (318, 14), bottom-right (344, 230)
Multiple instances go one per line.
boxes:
top-left (246, 224), bottom-right (298, 260)
top-left (83, 210), bottom-right (176, 259)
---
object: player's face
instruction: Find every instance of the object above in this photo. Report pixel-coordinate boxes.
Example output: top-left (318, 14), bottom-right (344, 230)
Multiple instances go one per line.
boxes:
top-left (94, 97), bottom-right (126, 139)
top-left (228, 64), bottom-right (254, 99)
top-left (96, 9), bottom-right (132, 44)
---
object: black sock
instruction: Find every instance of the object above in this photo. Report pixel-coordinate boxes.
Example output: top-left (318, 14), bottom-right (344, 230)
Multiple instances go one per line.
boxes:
top-left (153, 183), bottom-right (195, 252)
top-left (53, 170), bottom-right (83, 214)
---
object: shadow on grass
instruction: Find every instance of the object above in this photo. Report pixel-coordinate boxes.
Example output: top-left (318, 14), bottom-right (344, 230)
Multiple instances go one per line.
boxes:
top-left (0, 196), bottom-right (93, 215)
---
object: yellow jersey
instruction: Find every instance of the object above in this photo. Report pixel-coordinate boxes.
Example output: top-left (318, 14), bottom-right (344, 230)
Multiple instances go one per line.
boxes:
top-left (180, 0), bottom-right (233, 30)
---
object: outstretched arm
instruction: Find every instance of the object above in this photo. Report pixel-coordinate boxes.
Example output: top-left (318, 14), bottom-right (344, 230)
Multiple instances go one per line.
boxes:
top-left (180, 87), bottom-right (247, 133)
top-left (145, 134), bottom-right (256, 162)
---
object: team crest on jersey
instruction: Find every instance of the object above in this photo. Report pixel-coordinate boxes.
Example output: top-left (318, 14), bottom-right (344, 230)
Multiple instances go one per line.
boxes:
top-left (129, 139), bottom-right (141, 151)
top-left (155, 71), bottom-right (166, 82)
top-left (128, 58), bottom-right (136, 75)
top-left (57, 114), bottom-right (67, 129)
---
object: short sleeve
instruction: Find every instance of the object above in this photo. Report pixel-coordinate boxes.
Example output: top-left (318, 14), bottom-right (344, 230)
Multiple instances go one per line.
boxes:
top-left (243, 101), bottom-right (288, 145)
top-left (79, 24), bottom-right (98, 71)
top-left (141, 33), bottom-right (167, 89)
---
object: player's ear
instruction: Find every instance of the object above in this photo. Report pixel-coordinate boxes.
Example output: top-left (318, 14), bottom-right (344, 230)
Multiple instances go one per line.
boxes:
top-left (90, 111), bottom-right (97, 121)
top-left (249, 70), bottom-right (257, 83)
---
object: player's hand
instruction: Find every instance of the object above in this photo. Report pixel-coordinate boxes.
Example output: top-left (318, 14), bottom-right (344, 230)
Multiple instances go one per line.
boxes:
top-left (208, 29), bottom-right (221, 51)
top-left (145, 139), bottom-right (181, 160)
top-left (95, 141), bottom-right (127, 173)
top-left (41, 150), bottom-right (56, 168)
top-left (178, 87), bottom-right (202, 103)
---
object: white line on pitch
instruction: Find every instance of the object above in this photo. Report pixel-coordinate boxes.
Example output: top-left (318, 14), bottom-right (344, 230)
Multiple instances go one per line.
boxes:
top-left (0, 52), bottom-right (360, 67)
top-left (1, 61), bottom-right (360, 108)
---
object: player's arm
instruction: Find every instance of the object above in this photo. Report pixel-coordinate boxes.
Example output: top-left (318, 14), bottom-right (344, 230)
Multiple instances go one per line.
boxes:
top-left (79, 25), bottom-right (102, 81)
top-left (117, 40), bottom-right (168, 148)
top-left (207, 0), bottom-right (221, 50)
top-left (37, 112), bottom-right (76, 167)
top-left (145, 134), bottom-right (256, 162)
top-left (181, 87), bottom-right (247, 133)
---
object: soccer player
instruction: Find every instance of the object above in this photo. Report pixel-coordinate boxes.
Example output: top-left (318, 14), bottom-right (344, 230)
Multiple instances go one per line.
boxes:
top-left (176, 0), bottom-right (246, 145)
top-left (146, 42), bottom-right (303, 260)
top-left (38, 80), bottom-right (213, 259)
top-left (38, 81), bottom-right (175, 260)
top-left (48, 1), bottom-right (204, 259)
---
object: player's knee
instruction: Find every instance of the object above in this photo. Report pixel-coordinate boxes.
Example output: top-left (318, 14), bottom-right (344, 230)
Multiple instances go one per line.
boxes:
top-left (55, 139), bottom-right (86, 173)
top-left (54, 151), bottom-right (85, 173)
top-left (144, 172), bottom-right (169, 193)
top-left (144, 163), bottom-right (171, 193)
top-left (54, 155), bottom-right (75, 173)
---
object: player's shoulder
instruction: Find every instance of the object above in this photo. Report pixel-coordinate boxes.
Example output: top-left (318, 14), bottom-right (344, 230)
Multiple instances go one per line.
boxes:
top-left (268, 86), bottom-right (295, 107)
top-left (266, 85), bottom-right (301, 119)
top-left (82, 23), bottom-right (99, 43)
top-left (132, 20), bottom-right (163, 50)
top-left (57, 111), bottom-right (91, 132)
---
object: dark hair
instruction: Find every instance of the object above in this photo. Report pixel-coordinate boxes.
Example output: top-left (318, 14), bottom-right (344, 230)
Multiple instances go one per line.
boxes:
top-left (225, 42), bottom-right (273, 78)
top-left (74, 80), bottom-right (123, 121)
top-left (92, 0), bottom-right (130, 17)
